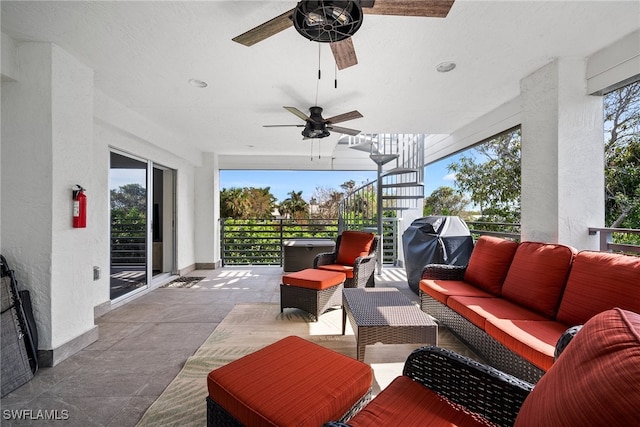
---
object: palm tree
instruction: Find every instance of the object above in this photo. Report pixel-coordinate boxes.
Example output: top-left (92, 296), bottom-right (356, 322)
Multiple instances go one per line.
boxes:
top-left (279, 190), bottom-right (308, 220)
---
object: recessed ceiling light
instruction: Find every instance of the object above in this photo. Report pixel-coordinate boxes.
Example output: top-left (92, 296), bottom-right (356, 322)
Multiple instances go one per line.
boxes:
top-left (188, 78), bottom-right (208, 88)
top-left (436, 62), bottom-right (456, 73)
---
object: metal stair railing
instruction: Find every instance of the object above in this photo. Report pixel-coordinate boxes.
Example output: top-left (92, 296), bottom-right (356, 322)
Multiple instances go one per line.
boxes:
top-left (339, 134), bottom-right (426, 267)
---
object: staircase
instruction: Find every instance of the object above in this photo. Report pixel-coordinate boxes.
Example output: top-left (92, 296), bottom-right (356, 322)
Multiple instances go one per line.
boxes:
top-left (338, 134), bottom-right (425, 266)
top-left (347, 133), bottom-right (425, 213)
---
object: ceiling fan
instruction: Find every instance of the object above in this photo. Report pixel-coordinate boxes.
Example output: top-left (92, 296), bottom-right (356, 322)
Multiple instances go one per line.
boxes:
top-left (264, 106), bottom-right (363, 139)
top-left (232, 1), bottom-right (455, 70)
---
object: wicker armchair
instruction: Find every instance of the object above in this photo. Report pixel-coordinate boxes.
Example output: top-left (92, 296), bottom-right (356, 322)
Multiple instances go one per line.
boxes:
top-left (324, 326), bottom-right (586, 427)
top-left (325, 346), bottom-right (533, 427)
top-left (314, 231), bottom-right (379, 288)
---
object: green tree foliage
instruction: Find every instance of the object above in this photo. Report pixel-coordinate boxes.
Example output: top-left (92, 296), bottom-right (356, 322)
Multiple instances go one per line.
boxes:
top-left (448, 129), bottom-right (522, 222)
top-left (110, 183), bottom-right (146, 213)
top-left (424, 186), bottom-right (470, 217)
top-left (279, 190), bottom-right (308, 220)
top-left (604, 81), bottom-right (640, 229)
top-left (220, 186), bottom-right (277, 219)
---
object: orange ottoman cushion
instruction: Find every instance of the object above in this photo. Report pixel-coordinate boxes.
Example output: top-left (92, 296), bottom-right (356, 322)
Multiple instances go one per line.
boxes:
top-left (207, 336), bottom-right (372, 427)
top-left (282, 268), bottom-right (346, 290)
top-left (317, 263), bottom-right (355, 279)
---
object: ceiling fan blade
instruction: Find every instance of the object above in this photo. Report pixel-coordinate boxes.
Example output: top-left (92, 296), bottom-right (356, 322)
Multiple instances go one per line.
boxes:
top-left (325, 110), bottom-right (363, 124)
top-left (263, 125), bottom-right (305, 128)
top-left (327, 125), bottom-right (361, 136)
top-left (283, 106), bottom-right (311, 122)
top-left (330, 38), bottom-right (358, 70)
top-left (362, 0), bottom-right (455, 17)
top-left (232, 8), bottom-right (295, 46)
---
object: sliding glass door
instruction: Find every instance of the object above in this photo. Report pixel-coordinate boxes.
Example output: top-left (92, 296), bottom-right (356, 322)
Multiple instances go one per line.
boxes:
top-left (109, 151), bottom-right (176, 301)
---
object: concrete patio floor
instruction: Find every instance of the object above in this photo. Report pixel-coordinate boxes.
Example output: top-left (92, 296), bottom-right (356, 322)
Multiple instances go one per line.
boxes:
top-left (0, 266), bottom-right (470, 426)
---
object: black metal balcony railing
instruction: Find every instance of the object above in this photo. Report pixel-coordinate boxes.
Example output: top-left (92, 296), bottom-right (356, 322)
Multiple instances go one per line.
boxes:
top-left (220, 218), bottom-right (398, 266)
top-left (589, 227), bottom-right (640, 255)
top-left (466, 221), bottom-right (521, 241)
top-left (111, 219), bottom-right (146, 265)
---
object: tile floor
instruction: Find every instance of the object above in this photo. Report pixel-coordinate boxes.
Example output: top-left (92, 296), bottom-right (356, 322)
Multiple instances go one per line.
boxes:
top-left (0, 266), bottom-right (466, 426)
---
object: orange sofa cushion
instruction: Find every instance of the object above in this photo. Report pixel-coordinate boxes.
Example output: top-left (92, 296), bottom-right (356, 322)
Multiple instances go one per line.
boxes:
top-left (515, 308), bottom-right (640, 426)
top-left (348, 375), bottom-right (493, 427)
top-left (556, 251), bottom-right (640, 326)
top-left (501, 242), bottom-right (575, 318)
top-left (463, 236), bottom-right (519, 295)
top-left (282, 268), bottom-right (346, 290)
top-left (335, 231), bottom-right (375, 265)
top-left (207, 336), bottom-right (372, 427)
top-left (318, 263), bottom-right (354, 279)
top-left (420, 280), bottom-right (493, 305)
top-left (448, 296), bottom-right (548, 329)
top-left (485, 319), bottom-right (568, 371)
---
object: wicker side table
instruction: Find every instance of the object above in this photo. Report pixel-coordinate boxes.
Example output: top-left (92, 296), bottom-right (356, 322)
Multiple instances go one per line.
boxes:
top-left (343, 288), bottom-right (438, 361)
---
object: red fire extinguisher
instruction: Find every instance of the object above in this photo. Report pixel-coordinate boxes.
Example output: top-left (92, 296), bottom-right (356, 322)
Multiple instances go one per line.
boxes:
top-left (72, 185), bottom-right (87, 228)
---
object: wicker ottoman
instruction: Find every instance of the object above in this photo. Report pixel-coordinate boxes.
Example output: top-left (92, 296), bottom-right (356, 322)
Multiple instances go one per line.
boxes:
top-left (281, 268), bottom-right (346, 321)
top-left (206, 336), bottom-right (372, 427)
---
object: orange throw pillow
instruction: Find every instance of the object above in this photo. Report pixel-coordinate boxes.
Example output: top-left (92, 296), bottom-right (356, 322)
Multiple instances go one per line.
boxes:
top-left (336, 231), bottom-right (375, 265)
top-left (515, 308), bottom-right (640, 426)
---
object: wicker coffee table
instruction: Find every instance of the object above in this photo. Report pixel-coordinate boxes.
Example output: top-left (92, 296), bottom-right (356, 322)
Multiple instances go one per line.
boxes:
top-left (342, 288), bottom-right (438, 361)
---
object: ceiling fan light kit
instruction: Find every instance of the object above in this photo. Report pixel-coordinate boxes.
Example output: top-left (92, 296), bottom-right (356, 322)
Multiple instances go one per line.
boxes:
top-left (232, 1), bottom-right (455, 70)
top-left (292, 1), bottom-right (363, 43)
top-left (264, 105), bottom-right (363, 139)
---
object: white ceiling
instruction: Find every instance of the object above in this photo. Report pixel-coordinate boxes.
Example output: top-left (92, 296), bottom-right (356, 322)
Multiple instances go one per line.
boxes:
top-left (2, 1), bottom-right (639, 169)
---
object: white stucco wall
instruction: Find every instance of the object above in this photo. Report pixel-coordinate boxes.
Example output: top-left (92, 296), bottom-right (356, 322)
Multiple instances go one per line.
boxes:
top-left (1, 41), bottom-right (96, 351)
top-left (520, 58), bottom-right (604, 249)
top-left (2, 36), bottom-right (205, 364)
top-left (194, 152), bottom-right (219, 266)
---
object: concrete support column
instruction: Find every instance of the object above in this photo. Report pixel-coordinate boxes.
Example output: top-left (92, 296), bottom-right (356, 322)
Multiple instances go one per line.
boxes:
top-left (194, 152), bottom-right (221, 268)
top-left (1, 42), bottom-right (97, 365)
top-left (520, 58), bottom-right (604, 249)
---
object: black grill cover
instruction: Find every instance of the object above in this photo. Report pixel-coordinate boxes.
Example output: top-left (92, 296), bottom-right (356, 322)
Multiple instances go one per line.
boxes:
top-left (402, 216), bottom-right (474, 294)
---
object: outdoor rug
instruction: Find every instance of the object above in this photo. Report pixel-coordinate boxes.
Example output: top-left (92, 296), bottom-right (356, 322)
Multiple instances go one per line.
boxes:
top-left (136, 303), bottom-right (477, 427)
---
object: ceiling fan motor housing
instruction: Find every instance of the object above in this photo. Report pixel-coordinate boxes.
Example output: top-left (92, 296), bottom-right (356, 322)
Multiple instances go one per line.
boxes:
top-left (293, 0), bottom-right (364, 43)
top-left (302, 106), bottom-right (331, 138)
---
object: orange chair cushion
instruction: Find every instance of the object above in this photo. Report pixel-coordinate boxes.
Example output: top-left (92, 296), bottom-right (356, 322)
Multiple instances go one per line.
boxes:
top-left (447, 296), bottom-right (548, 330)
top-left (556, 251), bottom-right (640, 326)
top-left (485, 319), bottom-right (568, 371)
top-left (349, 375), bottom-right (493, 427)
top-left (207, 336), bottom-right (372, 427)
top-left (515, 308), bottom-right (640, 426)
top-left (501, 242), bottom-right (575, 318)
top-left (419, 279), bottom-right (493, 305)
top-left (318, 264), bottom-right (354, 279)
top-left (463, 236), bottom-right (519, 295)
top-left (335, 231), bottom-right (375, 265)
top-left (282, 268), bottom-right (346, 290)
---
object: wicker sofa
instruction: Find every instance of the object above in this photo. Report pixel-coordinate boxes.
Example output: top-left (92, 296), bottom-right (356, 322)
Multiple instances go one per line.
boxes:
top-left (419, 235), bottom-right (640, 383)
top-left (324, 308), bottom-right (640, 427)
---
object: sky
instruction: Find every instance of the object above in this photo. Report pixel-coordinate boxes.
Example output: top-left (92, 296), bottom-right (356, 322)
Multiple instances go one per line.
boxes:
top-left (109, 153), bottom-right (465, 202)
top-left (220, 153), bottom-right (463, 203)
